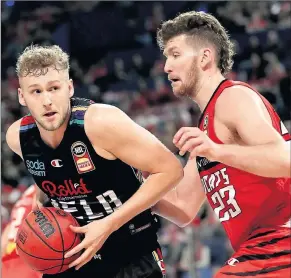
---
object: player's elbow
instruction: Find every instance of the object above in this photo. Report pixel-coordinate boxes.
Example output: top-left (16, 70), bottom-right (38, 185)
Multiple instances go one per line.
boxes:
top-left (153, 200), bottom-right (194, 228)
top-left (176, 201), bottom-right (196, 227)
top-left (176, 213), bottom-right (194, 228)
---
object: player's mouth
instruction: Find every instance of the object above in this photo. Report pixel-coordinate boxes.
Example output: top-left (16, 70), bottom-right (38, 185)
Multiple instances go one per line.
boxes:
top-left (43, 112), bottom-right (57, 121)
top-left (168, 76), bottom-right (181, 84)
top-left (170, 79), bottom-right (181, 86)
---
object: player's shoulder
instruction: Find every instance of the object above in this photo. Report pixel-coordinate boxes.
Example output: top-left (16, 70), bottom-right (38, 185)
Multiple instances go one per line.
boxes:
top-left (215, 83), bottom-right (264, 122)
top-left (86, 103), bottom-right (119, 114)
top-left (219, 83), bottom-right (262, 107)
top-left (85, 103), bottom-right (126, 126)
top-left (6, 119), bottom-right (23, 156)
top-left (84, 103), bottom-right (126, 137)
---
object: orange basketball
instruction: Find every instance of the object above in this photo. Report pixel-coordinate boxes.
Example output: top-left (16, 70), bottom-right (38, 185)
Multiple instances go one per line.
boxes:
top-left (16, 207), bottom-right (82, 274)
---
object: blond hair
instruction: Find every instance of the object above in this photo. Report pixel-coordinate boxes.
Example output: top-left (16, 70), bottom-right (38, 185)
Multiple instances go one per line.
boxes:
top-left (16, 44), bottom-right (70, 77)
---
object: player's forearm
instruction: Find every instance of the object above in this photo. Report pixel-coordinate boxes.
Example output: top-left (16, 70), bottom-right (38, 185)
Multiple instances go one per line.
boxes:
top-left (153, 189), bottom-right (204, 227)
top-left (214, 142), bottom-right (290, 177)
top-left (107, 168), bottom-right (183, 232)
top-left (153, 169), bottom-right (205, 227)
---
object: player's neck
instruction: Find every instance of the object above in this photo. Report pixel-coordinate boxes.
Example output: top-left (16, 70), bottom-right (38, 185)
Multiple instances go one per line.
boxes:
top-left (37, 112), bottom-right (71, 149)
top-left (192, 72), bottom-right (226, 112)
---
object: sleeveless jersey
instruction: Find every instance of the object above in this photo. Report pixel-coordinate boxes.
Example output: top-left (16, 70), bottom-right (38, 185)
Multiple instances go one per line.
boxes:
top-left (19, 98), bottom-right (159, 259)
top-left (2, 185), bottom-right (35, 260)
top-left (196, 79), bottom-right (291, 251)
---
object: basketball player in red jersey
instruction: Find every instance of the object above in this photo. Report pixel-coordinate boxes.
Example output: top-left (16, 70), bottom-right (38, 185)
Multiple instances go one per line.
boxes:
top-left (151, 11), bottom-right (291, 277)
top-left (1, 185), bottom-right (42, 278)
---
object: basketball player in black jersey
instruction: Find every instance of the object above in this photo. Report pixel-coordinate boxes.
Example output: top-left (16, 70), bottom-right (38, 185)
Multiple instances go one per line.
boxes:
top-left (6, 45), bottom-right (183, 278)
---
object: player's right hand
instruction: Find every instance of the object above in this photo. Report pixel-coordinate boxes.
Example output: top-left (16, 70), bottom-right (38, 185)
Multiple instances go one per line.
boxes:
top-left (64, 217), bottom-right (115, 270)
top-left (173, 127), bottom-right (219, 160)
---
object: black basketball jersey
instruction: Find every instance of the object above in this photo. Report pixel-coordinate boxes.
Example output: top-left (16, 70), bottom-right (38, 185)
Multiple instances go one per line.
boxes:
top-left (19, 98), bottom-right (160, 267)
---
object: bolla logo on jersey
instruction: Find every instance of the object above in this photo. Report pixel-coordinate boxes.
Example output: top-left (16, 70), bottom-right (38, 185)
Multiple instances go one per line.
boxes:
top-left (41, 178), bottom-right (92, 198)
top-left (71, 141), bottom-right (95, 174)
top-left (51, 159), bottom-right (63, 168)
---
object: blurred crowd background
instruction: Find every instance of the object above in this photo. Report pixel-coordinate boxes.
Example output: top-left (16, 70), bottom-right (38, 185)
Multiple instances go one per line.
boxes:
top-left (1, 1), bottom-right (291, 277)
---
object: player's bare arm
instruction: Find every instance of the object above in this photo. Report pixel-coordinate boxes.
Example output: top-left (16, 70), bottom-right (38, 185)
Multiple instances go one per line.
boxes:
top-left (175, 86), bottom-right (290, 178)
top-left (86, 104), bottom-right (184, 222)
top-left (6, 120), bottom-right (48, 208)
top-left (65, 104), bottom-right (183, 269)
top-left (153, 157), bottom-right (206, 227)
top-left (6, 119), bottom-right (22, 158)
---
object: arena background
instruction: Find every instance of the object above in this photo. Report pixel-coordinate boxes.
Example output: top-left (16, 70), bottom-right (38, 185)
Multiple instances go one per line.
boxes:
top-left (1, 1), bottom-right (291, 277)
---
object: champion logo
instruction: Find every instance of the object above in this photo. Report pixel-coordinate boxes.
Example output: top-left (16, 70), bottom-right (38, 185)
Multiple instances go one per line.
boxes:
top-left (51, 159), bottom-right (63, 168)
top-left (228, 258), bottom-right (239, 266)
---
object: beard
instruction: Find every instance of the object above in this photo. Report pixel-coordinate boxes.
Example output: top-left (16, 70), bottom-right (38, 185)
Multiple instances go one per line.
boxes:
top-left (33, 103), bottom-right (71, 131)
top-left (173, 58), bottom-right (201, 99)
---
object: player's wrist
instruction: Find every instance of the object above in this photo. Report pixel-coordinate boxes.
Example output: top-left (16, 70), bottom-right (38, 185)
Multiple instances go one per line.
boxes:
top-left (105, 211), bottom-right (124, 232)
top-left (207, 143), bottom-right (223, 162)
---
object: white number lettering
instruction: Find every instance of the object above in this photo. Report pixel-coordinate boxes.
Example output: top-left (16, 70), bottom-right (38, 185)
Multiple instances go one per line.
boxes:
top-left (51, 190), bottom-right (123, 222)
top-left (100, 190), bottom-right (123, 212)
top-left (211, 185), bottom-right (241, 222)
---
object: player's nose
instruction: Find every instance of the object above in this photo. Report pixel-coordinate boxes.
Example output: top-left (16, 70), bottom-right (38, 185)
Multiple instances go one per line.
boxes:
top-left (42, 92), bottom-right (52, 107)
top-left (164, 60), bottom-right (172, 74)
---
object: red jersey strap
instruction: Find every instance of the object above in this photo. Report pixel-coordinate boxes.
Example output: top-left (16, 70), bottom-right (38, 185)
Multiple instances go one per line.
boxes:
top-left (198, 79), bottom-right (234, 144)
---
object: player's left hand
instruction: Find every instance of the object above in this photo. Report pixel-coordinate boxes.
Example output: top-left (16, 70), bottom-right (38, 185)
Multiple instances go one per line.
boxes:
top-left (173, 127), bottom-right (219, 160)
top-left (64, 217), bottom-right (115, 270)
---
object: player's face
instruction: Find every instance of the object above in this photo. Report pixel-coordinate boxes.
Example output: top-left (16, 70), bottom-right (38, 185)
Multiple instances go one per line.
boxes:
top-left (18, 67), bottom-right (74, 131)
top-left (163, 35), bottom-right (202, 98)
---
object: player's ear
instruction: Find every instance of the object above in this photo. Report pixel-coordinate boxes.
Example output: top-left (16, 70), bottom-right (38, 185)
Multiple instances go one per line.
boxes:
top-left (69, 79), bottom-right (74, 98)
top-left (200, 48), bottom-right (212, 71)
top-left (18, 88), bottom-right (27, 106)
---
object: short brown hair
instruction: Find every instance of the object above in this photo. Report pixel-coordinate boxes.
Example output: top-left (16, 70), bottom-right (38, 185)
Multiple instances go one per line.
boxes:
top-left (157, 11), bottom-right (235, 75)
top-left (16, 44), bottom-right (70, 77)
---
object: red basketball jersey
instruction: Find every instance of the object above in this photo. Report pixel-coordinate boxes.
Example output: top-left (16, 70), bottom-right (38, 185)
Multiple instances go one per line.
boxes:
top-left (196, 79), bottom-right (291, 251)
top-left (2, 185), bottom-right (36, 259)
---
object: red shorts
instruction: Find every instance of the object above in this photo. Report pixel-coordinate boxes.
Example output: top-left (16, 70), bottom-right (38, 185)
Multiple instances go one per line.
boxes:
top-left (2, 252), bottom-right (42, 278)
top-left (215, 227), bottom-right (291, 278)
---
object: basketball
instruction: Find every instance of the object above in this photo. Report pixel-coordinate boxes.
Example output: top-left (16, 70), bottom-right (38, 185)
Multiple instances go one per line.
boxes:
top-left (16, 207), bottom-right (82, 274)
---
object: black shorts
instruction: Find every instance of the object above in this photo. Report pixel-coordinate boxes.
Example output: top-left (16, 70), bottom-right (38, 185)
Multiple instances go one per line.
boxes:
top-left (42, 246), bottom-right (166, 278)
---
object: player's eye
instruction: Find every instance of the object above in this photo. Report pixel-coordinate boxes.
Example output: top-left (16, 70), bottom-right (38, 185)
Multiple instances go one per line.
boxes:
top-left (50, 86), bottom-right (59, 91)
top-left (173, 53), bottom-right (180, 58)
top-left (34, 89), bottom-right (41, 94)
